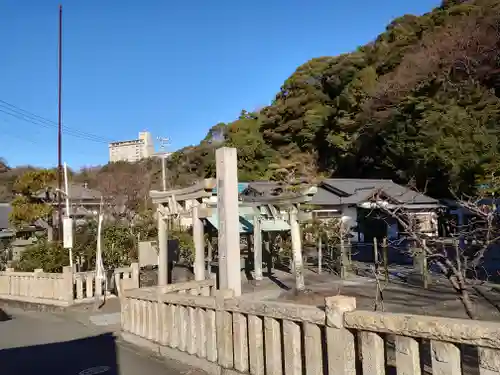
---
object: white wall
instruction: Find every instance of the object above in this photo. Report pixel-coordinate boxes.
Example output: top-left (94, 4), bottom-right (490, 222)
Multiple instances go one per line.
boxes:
top-left (109, 141), bottom-right (142, 163)
top-left (138, 240), bottom-right (158, 267)
top-left (109, 131), bottom-right (155, 162)
top-left (139, 131), bottom-right (155, 158)
top-left (341, 206), bottom-right (359, 242)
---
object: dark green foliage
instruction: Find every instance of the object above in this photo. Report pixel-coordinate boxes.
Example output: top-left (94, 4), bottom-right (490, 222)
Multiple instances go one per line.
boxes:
top-left (15, 238), bottom-right (69, 273)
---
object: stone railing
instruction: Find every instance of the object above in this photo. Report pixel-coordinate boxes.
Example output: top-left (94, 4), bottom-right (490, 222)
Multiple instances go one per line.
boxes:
top-left (0, 266), bottom-right (73, 306)
top-left (0, 263), bottom-right (139, 307)
top-left (121, 287), bottom-right (500, 375)
top-left (73, 263), bottom-right (139, 303)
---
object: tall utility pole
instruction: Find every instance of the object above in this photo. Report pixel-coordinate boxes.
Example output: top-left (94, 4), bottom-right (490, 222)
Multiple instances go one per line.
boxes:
top-left (157, 136), bottom-right (170, 191)
top-left (57, 5), bottom-right (63, 241)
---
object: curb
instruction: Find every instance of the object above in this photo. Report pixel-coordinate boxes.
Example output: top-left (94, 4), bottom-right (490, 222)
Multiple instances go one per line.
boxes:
top-left (0, 298), bottom-right (69, 313)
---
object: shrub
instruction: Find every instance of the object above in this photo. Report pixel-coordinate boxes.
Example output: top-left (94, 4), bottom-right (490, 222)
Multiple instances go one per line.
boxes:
top-left (15, 238), bottom-right (69, 272)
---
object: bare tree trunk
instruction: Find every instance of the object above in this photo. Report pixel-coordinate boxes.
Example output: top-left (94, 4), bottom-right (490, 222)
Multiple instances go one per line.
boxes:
top-left (436, 258), bottom-right (477, 319)
top-left (382, 237), bottom-right (388, 282)
top-left (459, 287), bottom-right (476, 319)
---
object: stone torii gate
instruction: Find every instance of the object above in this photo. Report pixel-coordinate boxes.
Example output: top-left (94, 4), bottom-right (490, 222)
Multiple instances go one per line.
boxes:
top-left (150, 147), bottom-right (242, 296)
top-left (150, 179), bottom-right (216, 285)
top-left (240, 185), bottom-right (317, 289)
top-left (151, 147), bottom-right (317, 294)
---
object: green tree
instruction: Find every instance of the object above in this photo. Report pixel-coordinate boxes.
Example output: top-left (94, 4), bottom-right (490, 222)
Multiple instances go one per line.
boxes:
top-left (9, 169), bottom-right (57, 228)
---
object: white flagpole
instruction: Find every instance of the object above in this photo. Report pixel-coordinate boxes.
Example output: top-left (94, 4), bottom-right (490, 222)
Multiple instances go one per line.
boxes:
top-left (95, 197), bottom-right (105, 308)
top-left (63, 162), bottom-right (73, 268)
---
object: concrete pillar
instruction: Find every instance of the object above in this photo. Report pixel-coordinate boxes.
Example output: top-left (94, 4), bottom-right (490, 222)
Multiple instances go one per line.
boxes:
top-left (325, 296), bottom-right (357, 374)
top-left (157, 208), bottom-right (168, 286)
top-left (192, 201), bottom-right (205, 280)
top-left (130, 262), bottom-right (140, 289)
top-left (216, 147), bottom-right (241, 296)
top-left (253, 216), bottom-right (263, 281)
top-left (290, 208), bottom-right (305, 291)
top-left (62, 265), bottom-right (74, 304)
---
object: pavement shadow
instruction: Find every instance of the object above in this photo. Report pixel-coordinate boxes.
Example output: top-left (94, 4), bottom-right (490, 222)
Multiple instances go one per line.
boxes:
top-left (0, 308), bottom-right (11, 322)
top-left (0, 332), bottom-right (119, 375)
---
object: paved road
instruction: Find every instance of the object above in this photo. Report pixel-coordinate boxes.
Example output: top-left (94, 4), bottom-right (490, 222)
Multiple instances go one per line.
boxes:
top-left (0, 307), bottom-right (205, 375)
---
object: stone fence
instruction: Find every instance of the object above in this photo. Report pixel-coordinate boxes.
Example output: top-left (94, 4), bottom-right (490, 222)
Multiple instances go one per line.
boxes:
top-left (73, 264), bottom-right (139, 303)
top-left (121, 281), bottom-right (500, 375)
top-left (0, 263), bottom-right (139, 307)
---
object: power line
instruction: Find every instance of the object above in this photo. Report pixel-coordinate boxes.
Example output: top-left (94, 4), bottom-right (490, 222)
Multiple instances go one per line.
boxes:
top-left (0, 99), bottom-right (112, 143)
top-left (0, 100), bottom-right (111, 142)
top-left (0, 104), bottom-right (110, 144)
top-left (0, 117), bottom-right (109, 154)
top-left (0, 106), bottom-right (109, 144)
top-left (0, 118), bottom-right (94, 152)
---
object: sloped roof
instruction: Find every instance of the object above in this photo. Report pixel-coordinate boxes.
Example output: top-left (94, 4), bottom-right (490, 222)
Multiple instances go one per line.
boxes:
top-left (35, 183), bottom-right (101, 201)
top-left (309, 186), bottom-right (342, 205)
top-left (66, 183), bottom-right (102, 200)
top-left (244, 181), bottom-right (281, 196)
top-left (319, 179), bottom-right (437, 205)
top-left (242, 179), bottom-right (437, 207)
top-left (243, 181), bottom-right (316, 201)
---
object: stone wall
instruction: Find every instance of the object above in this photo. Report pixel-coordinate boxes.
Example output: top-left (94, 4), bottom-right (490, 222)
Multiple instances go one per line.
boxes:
top-left (121, 283), bottom-right (500, 375)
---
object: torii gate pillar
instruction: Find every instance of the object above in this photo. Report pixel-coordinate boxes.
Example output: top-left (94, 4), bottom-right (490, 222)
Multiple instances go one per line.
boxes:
top-left (157, 210), bottom-right (168, 286)
top-left (216, 147), bottom-right (241, 296)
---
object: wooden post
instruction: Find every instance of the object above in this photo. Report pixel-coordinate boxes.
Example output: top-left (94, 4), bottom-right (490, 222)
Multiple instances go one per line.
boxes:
top-left (423, 239), bottom-right (428, 289)
top-left (382, 237), bottom-right (388, 282)
top-left (317, 235), bottom-right (322, 274)
top-left (347, 236), bottom-right (352, 264)
top-left (340, 221), bottom-right (346, 279)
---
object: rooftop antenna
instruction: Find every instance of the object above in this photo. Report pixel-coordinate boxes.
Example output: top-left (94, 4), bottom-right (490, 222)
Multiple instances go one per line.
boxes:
top-left (157, 136), bottom-right (170, 191)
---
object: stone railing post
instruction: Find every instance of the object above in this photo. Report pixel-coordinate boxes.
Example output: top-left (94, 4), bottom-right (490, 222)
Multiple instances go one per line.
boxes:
top-left (130, 262), bottom-right (140, 289)
top-left (62, 266), bottom-right (74, 304)
top-left (4, 268), bottom-right (14, 295)
top-left (325, 295), bottom-right (357, 375)
top-left (214, 289), bottom-right (235, 369)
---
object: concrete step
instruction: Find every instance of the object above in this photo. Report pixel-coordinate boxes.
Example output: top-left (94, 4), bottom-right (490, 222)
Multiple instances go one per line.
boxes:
top-left (89, 312), bottom-right (121, 326)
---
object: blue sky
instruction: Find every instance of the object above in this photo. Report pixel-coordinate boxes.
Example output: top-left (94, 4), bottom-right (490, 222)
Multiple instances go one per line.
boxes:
top-left (0, 0), bottom-right (441, 169)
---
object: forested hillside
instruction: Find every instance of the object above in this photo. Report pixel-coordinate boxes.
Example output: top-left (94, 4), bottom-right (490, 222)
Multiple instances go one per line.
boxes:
top-left (2, 0), bottom-right (500, 201)
top-left (166, 0), bottom-right (500, 198)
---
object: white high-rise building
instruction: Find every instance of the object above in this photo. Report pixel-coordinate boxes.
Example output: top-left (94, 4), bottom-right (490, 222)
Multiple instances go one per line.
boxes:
top-left (108, 131), bottom-right (155, 163)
